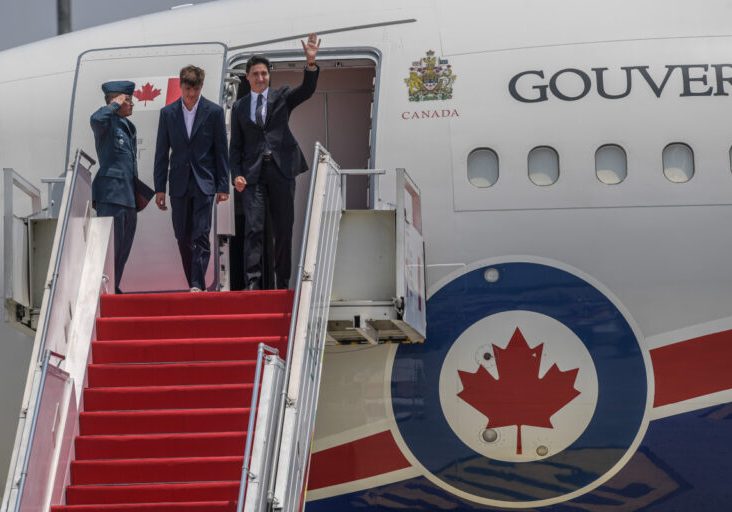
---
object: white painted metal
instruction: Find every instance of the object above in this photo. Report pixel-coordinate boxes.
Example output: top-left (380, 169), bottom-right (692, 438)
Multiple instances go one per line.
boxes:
top-left (35, 151), bottom-right (94, 358)
top-left (241, 351), bottom-right (285, 512)
top-left (395, 169), bottom-right (426, 338)
top-left (2, 215), bottom-right (113, 512)
top-left (272, 145), bottom-right (343, 511)
top-left (1, 151), bottom-right (114, 512)
top-left (16, 362), bottom-right (71, 512)
top-left (331, 210), bottom-right (396, 303)
top-left (3, 169), bottom-right (42, 313)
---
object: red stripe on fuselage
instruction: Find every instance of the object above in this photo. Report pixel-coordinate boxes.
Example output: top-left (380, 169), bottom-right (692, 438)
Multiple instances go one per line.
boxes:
top-left (307, 430), bottom-right (410, 491)
top-left (652, 329), bottom-right (732, 407)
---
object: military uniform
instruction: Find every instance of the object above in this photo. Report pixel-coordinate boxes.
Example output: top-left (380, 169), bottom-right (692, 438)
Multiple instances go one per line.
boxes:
top-left (90, 81), bottom-right (138, 294)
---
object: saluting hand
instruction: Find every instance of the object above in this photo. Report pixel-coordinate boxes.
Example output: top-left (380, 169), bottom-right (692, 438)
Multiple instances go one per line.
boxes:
top-left (111, 94), bottom-right (128, 107)
top-left (301, 33), bottom-right (321, 66)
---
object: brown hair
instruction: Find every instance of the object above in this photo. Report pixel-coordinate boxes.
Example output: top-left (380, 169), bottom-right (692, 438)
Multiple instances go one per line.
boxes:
top-left (180, 65), bottom-right (205, 87)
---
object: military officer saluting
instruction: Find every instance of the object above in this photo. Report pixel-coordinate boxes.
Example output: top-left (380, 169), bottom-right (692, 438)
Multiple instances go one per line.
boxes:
top-left (90, 80), bottom-right (139, 294)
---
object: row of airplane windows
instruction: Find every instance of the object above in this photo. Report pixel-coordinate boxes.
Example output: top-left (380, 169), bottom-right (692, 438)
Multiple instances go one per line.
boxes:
top-left (467, 143), bottom-right (699, 188)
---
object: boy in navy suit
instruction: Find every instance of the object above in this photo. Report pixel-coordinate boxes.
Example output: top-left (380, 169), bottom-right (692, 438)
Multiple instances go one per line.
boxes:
top-left (153, 66), bottom-right (229, 291)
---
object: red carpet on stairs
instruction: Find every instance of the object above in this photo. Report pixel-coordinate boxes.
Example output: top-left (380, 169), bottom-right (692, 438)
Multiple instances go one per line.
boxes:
top-left (51, 290), bottom-right (292, 512)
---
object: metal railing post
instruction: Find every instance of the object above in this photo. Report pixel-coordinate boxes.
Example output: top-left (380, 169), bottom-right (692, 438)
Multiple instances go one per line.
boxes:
top-left (266, 143), bottom-right (327, 506)
top-left (237, 343), bottom-right (280, 512)
top-left (12, 350), bottom-right (51, 512)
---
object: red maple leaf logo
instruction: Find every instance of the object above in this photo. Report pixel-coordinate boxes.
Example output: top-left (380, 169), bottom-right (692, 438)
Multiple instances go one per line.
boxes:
top-left (457, 327), bottom-right (580, 455)
top-left (133, 82), bottom-right (162, 105)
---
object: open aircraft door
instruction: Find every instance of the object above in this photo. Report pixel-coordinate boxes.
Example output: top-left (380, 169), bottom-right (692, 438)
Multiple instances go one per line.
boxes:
top-left (65, 42), bottom-right (230, 292)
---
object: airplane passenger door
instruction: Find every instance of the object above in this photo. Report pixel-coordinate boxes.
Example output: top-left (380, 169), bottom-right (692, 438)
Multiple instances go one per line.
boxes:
top-left (65, 42), bottom-right (229, 292)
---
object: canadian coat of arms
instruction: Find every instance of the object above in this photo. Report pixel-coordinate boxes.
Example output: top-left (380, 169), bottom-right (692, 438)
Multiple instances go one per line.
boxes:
top-left (405, 50), bottom-right (457, 102)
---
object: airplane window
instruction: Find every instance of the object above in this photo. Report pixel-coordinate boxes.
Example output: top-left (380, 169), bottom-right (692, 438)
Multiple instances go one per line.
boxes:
top-left (663, 143), bottom-right (694, 183)
top-left (528, 146), bottom-right (559, 186)
top-left (467, 148), bottom-right (499, 188)
top-left (595, 144), bottom-right (627, 185)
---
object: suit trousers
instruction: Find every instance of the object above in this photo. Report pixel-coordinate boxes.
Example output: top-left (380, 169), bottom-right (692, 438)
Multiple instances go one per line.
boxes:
top-left (96, 202), bottom-right (137, 294)
top-left (243, 160), bottom-right (295, 289)
top-left (170, 175), bottom-right (214, 290)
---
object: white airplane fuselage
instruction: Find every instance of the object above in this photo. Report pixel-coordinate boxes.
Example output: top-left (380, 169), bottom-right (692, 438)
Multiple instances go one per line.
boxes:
top-left (1, 0), bottom-right (732, 509)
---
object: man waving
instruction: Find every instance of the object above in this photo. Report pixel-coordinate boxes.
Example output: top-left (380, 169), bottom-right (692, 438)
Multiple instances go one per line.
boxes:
top-left (230, 33), bottom-right (321, 290)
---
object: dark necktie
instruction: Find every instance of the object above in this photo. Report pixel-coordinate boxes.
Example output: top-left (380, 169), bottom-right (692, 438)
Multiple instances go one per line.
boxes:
top-left (255, 93), bottom-right (264, 127)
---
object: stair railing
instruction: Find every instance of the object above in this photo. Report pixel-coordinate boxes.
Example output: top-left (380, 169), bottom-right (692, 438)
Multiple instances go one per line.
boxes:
top-left (3, 166), bottom-right (42, 321)
top-left (265, 143), bottom-right (344, 511)
top-left (1, 149), bottom-right (96, 512)
top-left (237, 342), bottom-right (283, 512)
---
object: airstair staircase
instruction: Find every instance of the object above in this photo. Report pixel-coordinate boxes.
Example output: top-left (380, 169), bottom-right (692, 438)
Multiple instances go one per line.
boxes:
top-left (51, 290), bottom-right (292, 511)
top-left (3, 144), bottom-right (424, 512)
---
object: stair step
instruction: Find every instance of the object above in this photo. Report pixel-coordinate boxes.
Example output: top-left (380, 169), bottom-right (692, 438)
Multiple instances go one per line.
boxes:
top-left (65, 481), bottom-right (239, 505)
top-left (96, 313), bottom-right (290, 341)
top-left (56, 290), bottom-right (294, 509)
top-left (71, 456), bottom-right (242, 485)
top-left (87, 361), bottom-right (257, 388)
top-left (101, 289), bottom-right (293, 317)
top-left (75, 432), bottom-right (246, 460)
top-left (52, 501), bottom-right (235, 511)
top-left (91, 336), bottom-right (286, 364)
top-left (80, 408), bottom-right (249, 436)
top-left (84, 384), bottom-right (254, 412)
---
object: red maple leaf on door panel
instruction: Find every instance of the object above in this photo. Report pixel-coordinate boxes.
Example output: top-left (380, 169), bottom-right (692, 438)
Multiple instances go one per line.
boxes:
top-left (133, 82), bottom-right (161, 105)
top-left (457, 327), bottom-right (580, 454)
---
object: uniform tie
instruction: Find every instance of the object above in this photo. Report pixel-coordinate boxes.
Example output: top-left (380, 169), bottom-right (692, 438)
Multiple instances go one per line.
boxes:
top-left (255, 93), bottom-right (264, 127)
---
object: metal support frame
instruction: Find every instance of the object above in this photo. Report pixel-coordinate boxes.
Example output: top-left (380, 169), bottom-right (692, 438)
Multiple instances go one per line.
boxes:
top-left (338, 168), bottom-right (385, 209)
top-left (269, 144), bottom-right (344, 511)
top-left (3, 169), bottom-right (42, 308)
top-left (35, 149), bottom-right (95, 361)
top-left (237, 343), bottom-right (281, 511)
top-left (3, 168), bottom-right (42, 322)
top-left (239, 345), bottom-right (285, 512)
top-left (1, 149), bottom-right (95, 512)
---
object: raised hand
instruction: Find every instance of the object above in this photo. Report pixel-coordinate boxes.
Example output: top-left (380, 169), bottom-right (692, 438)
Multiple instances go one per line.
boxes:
top-left (301, 33), bottom-right (321, 65)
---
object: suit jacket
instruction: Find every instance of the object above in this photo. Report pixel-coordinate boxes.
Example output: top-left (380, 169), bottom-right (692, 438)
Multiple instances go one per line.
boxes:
top-left (153, 96), bottom-right (229, 197)
top-left (90, 103), bottom-right (137, 208)
top-left (229, 66), bottom-right (319, 184)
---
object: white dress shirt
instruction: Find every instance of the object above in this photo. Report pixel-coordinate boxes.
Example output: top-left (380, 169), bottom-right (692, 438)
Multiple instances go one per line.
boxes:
top-left (250, 89), bottom-right (269, 124)
top-left (182, 97), bottom-right (200, 138)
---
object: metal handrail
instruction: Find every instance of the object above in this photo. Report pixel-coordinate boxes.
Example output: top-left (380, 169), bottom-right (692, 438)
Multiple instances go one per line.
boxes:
top-left (267, 143), bottom-right (344, 510)
top-left (12, 350), bottom-right (50, 512)
top-left (35, 148), bottom-right (95, 361)
top-left (2, 149), bottom-right (94, 512)
top-left (266, 143), bottom-right (329, 506)
top-left (237, 342), bottom-right (279, 512)
top-left (3, 168), bottom-right (42, 307)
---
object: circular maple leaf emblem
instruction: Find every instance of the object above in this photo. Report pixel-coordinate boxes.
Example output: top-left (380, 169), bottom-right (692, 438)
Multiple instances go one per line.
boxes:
top-left (390, 258), bottom-right (651, 508)
top-left (439, 310), bottom-right (598, 463)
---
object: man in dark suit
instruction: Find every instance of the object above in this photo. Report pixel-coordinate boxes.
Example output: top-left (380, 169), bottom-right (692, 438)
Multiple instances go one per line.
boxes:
top-left (153, 65), bottom-right (230, 292)
top-left (91, 80), bottom-right (138, 294)
top-left (230, 33), bottom-right (321, 290)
